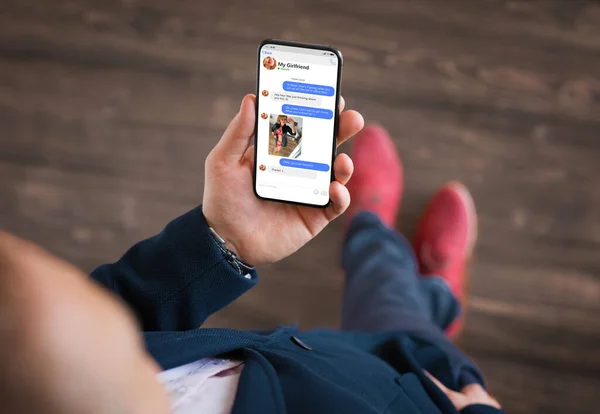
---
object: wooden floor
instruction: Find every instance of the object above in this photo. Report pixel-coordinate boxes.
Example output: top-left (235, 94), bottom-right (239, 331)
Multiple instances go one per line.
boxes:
top-left (1, 0), bottom-right (600, 412)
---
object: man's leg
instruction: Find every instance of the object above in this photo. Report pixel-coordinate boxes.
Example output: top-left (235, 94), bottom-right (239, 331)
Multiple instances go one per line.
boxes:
top-left (341, 211), bottom-right (460, 333)
top-left (342, 125), bottom-right (482, 388)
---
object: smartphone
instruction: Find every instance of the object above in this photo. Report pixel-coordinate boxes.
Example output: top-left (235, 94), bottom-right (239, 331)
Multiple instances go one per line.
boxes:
top-left (253, 39), bottom-right (343, 208)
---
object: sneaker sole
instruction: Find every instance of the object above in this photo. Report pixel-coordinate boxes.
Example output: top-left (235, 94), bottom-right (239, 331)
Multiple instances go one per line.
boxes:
top-left (444, 181), bottom-right (477, 341)
top-left (445, 181), bottom-right (478, 257)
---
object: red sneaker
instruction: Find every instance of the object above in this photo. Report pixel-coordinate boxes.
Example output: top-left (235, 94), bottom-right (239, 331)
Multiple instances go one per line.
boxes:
top-left (412, 182), bottom-right (477, 339)
top-left (345, 125), bottom-right (403, 227)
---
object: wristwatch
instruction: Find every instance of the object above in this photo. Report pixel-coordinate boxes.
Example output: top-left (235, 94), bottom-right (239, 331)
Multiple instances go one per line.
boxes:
top-left (209, 227), bottom-right (254, 277)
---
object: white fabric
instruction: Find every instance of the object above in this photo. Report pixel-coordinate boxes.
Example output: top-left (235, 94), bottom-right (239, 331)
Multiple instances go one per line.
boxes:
top-left (158, 358), bottom-right (243, 414)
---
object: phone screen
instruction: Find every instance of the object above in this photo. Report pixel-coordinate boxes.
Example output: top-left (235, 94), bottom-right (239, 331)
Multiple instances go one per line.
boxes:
top-left (254, 41), bottom-right (341, 207)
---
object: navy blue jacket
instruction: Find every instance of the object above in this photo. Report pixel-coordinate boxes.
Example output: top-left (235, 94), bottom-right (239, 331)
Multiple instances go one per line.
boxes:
top-left (91, 207), bottom-right (503, 414)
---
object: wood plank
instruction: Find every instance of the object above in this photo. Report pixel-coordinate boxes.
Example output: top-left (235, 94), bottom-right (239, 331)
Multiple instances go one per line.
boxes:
top-left (1, 1), bottom-right (600, 413)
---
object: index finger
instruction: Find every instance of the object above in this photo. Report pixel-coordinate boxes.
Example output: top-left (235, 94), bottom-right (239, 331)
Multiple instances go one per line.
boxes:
top-left (336, 109), bottom-right (364, 147)
top-left (425, 371), bottom-right (451, 394)
top-left (425, 371), bottom-right (466, 410)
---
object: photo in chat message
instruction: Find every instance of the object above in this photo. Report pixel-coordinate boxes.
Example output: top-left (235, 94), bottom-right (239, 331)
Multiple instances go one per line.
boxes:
top-left (268, 114), bottom-right (303, 158)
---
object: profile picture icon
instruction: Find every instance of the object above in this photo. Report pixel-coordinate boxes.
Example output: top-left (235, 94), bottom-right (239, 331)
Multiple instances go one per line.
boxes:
top-left (261, 112), bottom-right (268, 119)
top-left (259, 164), bottom-right (266, 171)
top-left (263, 56), bottom-right (277, 70)
top-left (261, 90), bottom-right (269, 97)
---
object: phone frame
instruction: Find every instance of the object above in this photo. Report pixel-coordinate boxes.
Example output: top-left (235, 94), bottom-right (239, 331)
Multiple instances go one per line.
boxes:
top-left (253, 38), bottom-right (343, 209)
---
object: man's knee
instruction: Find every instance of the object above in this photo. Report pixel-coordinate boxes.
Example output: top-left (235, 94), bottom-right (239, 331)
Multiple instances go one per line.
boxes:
top-left (0, 232), bottom-right (64, 412)
top-left (0, 231), bottom-right (135, 359)
top-left (0, 231), bottom-right (45, 341)
top-left (0, 232), bottom-right (109, 412)
top-left (0, 232), bottom-right (168, 414)
top-left (0, 231), bottom-right (64, 340)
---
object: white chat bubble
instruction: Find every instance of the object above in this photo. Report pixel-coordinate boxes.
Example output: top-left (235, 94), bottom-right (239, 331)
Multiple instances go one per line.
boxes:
top-left (268, 165), bottom-right (317, 179)
top-left (271, 92), bottom-right (323, 107)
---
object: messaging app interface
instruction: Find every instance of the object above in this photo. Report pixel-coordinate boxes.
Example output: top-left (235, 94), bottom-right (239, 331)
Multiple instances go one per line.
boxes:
top-left (256, 43), bottom-right (339, 206)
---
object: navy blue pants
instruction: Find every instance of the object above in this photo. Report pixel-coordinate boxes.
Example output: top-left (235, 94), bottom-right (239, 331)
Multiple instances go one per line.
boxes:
top-left (341, 211), bottom-right (483, 388)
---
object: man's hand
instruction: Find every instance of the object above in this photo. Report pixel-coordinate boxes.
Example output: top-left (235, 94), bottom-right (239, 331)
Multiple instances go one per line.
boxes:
top-left (202, 94), bottom-right (364, 265)
top-left (426, 372), bottom-right (502, 411)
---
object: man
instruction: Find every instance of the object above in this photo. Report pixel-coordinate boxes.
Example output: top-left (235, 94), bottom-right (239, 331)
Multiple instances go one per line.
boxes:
top-left (0, 95), bottom-right (502, 413)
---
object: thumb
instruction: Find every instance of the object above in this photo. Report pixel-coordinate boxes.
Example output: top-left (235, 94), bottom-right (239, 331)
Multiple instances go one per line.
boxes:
top-left (215, 94), bottom-right (256, 159)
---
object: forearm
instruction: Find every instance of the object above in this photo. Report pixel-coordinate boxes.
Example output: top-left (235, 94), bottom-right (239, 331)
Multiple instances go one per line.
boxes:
top-left (90, 206), bottom-right (257, 331)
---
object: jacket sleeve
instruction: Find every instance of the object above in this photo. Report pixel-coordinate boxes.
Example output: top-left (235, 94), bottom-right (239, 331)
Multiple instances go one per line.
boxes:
top-left (90, 206), bottom-right (258, 332)
top-left (460, 405), bottom-right (504, 414)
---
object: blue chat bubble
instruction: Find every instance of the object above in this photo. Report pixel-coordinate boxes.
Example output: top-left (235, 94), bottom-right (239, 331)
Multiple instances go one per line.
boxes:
top-left (283, 81), bottom-right (335, 97)
top-left (280, 158), bottom-right (330, 172)
top-left (282, 104), bottom-right (334, 120)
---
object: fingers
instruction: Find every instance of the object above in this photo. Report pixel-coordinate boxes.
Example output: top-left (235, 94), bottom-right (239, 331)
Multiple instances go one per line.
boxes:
top-left (337, 110), bottom-right (364, 147)
top-left (325, 181), bottom-right (350, 221)
top-left (425, 371), bottom-right (501, 411)
top-left (461, 384), bottom-right (502, 409)
top-left (324, 153), bottom-right (353, 221)
top-left (333, 153), bottom-right (353, 186)
top-left (425, 372), bottom-right (465, 410)
top-left (339, 95), bottom-right (345, 113)
top-left (214, 94), bottom-right (256, 160)
top-left (425, 372), bottom-right (451, 394)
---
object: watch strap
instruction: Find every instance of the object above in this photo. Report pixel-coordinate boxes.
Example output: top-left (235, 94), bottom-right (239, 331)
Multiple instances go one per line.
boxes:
top-left (209, 227), bottom-right (254, 276)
